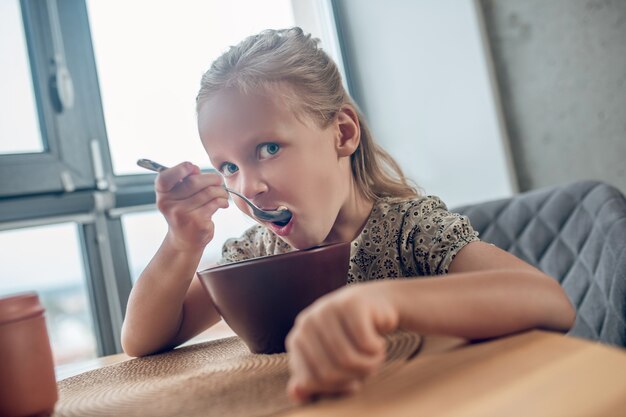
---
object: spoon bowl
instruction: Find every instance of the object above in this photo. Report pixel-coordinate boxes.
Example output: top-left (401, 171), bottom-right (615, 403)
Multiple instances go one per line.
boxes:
top-left (137, 159), bottom-right (292, 224)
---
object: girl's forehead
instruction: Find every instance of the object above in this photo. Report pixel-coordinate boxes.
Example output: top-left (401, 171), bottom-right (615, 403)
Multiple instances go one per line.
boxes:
top-left (199, 90), bottom-right (286, 135)
top-left (197, 88), bottom-right (317, 145)
top-left (198, 90), bottom-right (315, 164)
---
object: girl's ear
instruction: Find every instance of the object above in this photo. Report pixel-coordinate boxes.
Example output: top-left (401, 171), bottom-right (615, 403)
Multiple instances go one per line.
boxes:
top-left (335, 105), bottom-right (361, 157)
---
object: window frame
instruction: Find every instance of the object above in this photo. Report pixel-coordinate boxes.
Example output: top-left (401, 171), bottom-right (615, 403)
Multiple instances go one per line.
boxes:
top-left (0, 0), bottom-right (102, 198)
top-left (0, 0), bottom-right (348, 358)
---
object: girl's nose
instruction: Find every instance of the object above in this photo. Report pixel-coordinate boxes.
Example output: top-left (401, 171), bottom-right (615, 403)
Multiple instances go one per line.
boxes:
top-left (238, 170), bottom-right (269, 202)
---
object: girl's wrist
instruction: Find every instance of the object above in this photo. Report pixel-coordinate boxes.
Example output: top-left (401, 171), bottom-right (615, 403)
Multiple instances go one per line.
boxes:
top-left (370, 279), bottom-right (420, 333)
top-left (359, 280), bottom-right (402, 333)
top-left (164, 230), bottom-right (209, 257)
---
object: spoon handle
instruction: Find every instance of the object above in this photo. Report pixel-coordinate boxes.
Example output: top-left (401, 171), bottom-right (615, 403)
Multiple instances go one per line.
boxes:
top-left (137, 159), bottom-right (218, 174)
top-left (136, 158), bottom-right (168, 172)
top-left (137, 158), bottom-right (234, 194)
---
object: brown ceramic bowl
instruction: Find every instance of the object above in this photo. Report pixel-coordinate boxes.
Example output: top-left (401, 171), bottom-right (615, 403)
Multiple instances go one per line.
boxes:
top-left (198, 241), bottom-right (351, 354)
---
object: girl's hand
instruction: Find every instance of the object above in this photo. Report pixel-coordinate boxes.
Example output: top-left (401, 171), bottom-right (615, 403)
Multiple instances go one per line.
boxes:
top-left (155, 162), bottom-right (229, 252)
top-left (285, 282), bottom-right (400, 403)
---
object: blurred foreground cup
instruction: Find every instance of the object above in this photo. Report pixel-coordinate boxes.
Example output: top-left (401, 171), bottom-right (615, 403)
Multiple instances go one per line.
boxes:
top-left (0, 292), bottom-right (58, 417)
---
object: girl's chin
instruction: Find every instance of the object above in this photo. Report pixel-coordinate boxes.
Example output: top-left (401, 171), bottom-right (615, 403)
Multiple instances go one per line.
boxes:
top-left (268, 218), bottom-right (331, 249)
top-left (279, 235), bottom-right (325, 251)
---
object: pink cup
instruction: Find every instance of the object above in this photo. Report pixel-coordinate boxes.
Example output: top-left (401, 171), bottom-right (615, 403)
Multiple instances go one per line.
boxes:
top-left (0, 293), bottom-right (58, 417)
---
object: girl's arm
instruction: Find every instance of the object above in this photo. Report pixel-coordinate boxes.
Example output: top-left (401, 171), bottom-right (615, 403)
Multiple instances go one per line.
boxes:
top-left (121, 237), bottom-right (221, 357)
top-left (393, 241), bottom-right (575, 338)
top-left (121, 162), bottom-right (229, 357)
top-left (285, 241), bottom-right (575, 402)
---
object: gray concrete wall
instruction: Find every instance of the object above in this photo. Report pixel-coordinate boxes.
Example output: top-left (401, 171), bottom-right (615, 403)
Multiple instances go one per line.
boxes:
top-left (480, 0), bottom-right (626, 193)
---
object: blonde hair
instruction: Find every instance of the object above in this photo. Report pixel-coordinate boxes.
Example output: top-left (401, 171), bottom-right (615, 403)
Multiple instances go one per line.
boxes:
top-left (196, 27), bottom-right (420, 201)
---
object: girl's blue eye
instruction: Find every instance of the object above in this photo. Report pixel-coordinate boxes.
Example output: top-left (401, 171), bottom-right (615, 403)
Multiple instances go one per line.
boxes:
top-left (259, 143), bottom-right (280, 159)
top-left (220, 162), bottom-right (239, 177)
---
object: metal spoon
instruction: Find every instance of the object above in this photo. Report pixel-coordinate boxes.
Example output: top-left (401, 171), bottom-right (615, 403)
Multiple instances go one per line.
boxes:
top-left (137, 159), bottom-right (292, 224)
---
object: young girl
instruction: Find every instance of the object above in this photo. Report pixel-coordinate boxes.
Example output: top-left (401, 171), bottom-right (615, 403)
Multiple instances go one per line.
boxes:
top-left (122, 27), bottom-right (575, 403)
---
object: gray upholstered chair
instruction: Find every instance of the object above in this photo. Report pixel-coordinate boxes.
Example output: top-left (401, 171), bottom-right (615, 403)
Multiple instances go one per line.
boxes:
top-left (453, 180), bottom-right (626, 347)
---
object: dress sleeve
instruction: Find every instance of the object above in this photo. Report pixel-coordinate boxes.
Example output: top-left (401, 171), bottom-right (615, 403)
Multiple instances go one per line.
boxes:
top-left (401, 196), bottom-right (480, 275)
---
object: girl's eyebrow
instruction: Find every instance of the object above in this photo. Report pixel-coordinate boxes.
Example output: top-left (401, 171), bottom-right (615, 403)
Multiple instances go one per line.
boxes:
top-left (208, 141), bottom-right (252, 167)
top-left (248, 131), bottom-right (281, 143)
top-left (208, 154), bottom-right (229, 168)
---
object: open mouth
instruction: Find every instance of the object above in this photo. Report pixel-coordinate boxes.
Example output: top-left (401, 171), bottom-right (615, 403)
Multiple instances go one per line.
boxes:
top-left (270, 205), bottom-right (291, 227)
top-left (265, 206), bottom-right (293, 236)
top-left (271, 218), bottom-right (291, 227)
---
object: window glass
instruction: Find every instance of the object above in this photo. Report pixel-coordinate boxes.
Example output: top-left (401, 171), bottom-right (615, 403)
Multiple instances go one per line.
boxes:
top-left (122, 205), bottom-right (256, 283)
top-left (0, 223), bottom-right (97, 365)
top-left (86, 0), bottom-right (295, 175)
top-left (0, 0), bottom-right (45, 155)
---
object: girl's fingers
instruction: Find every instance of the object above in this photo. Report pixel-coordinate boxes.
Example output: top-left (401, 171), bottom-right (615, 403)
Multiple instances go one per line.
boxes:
top-left (159, 195), bottom-right (229, 233)
top-left (338, 307), bottom-right (387, 356)
top-left (287, 339), bottom-right (319, 403)
top-left (195, 197), bottom-right (230, 218)
top-left (314, 313), bottom-right (383, 379)
top-left (285, 286), bottom-right (400, 403)
top-left (179, 184), bottom-right (229, 212)
top-left (155, 163), bottom-right (224, 199)
top-left (155, 162), bottom-right (199, 193)
top-left (295, 321), bottom-right (347, 386)
top-left (287, 313), bottom-right (383, 403)
top-left (288, 346), bottom-right (365, 404)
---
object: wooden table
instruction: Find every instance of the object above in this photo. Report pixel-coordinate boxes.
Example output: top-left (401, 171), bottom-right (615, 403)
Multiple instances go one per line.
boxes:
top-left (56, 329), bottom-right (626, 417)
top-left (280, 331), bottom-right (626, 417)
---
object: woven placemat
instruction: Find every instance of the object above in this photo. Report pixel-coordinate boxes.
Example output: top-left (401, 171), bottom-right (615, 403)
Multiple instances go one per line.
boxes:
top-left (53, 332), bottom-right (421, 417)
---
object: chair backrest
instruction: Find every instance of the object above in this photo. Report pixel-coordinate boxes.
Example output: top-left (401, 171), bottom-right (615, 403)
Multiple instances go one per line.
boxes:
top-left (454, 180), bottom-right (626, 347)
